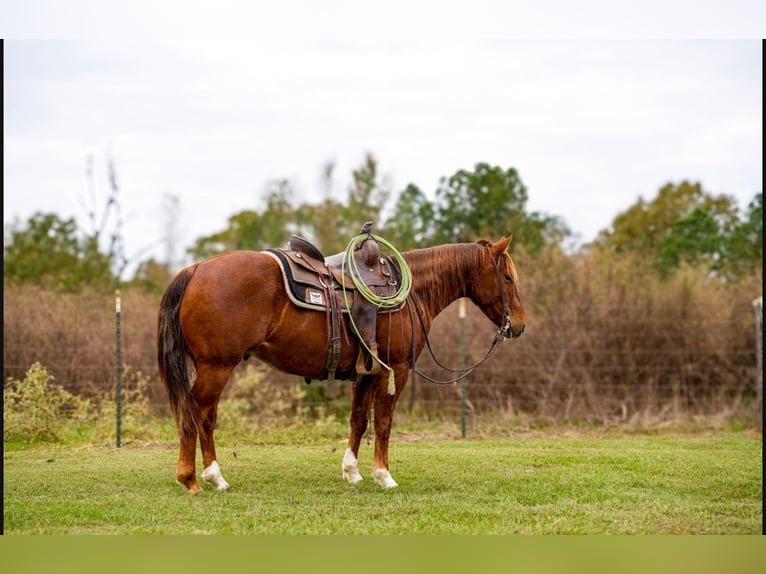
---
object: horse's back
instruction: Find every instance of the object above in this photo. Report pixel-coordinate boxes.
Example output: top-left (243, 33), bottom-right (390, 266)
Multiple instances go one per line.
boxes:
top-left (178, 251), bottom-right (285, 361)
top-left (185, 250), bottom-right (282, 304)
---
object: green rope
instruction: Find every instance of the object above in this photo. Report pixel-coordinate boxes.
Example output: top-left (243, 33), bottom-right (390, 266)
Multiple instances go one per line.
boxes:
top-left (342, 233), bottom-right (412, 308)
top-left (341, 232), bottom-right (412, 394)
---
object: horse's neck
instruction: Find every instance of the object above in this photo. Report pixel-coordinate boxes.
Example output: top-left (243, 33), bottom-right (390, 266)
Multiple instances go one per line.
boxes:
top-left (404, 243), bottom-right (479, 320)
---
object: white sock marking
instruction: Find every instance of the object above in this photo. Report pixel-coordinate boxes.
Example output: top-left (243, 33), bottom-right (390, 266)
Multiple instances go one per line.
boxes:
top-left (342, 448), bottom-right (364, 485)
top-left (201, 461), bottom-right (230, 491)
top-left (373, 468), bottom-right (398, 489)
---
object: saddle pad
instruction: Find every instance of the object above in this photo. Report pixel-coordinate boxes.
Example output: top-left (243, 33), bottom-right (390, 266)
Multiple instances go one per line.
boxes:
top-left (264, 248), bottom-right (404, 312)
top-left (264, 249), bottom-right (343, 311)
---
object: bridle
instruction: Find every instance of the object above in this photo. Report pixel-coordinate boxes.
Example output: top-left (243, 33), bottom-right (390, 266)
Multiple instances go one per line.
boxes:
top-left (490, 246), bottom-right (513, 338)
top-left (409, 245), bottom-right (513, 385)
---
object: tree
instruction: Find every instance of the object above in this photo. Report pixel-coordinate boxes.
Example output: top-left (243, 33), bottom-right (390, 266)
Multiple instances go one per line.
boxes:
top-left (719, 192), bottom-right (763, 279)
top-left (302, 152), bottom-right (392, 253)
top-left (184, 158), bottom-right (569, 262)
top-left (3, 212), bottom-right (115, 291)
top-left (79, 149), bottom-right (167, 285)
top-left (595, 181), bottom-right (738, 256)
top-left (343, 152), bottom-right (391, 238)
top-left (594, 181), bottom-right (759, 281)
top-left (654, 207), bottom-right (723, 276)
top-left (126, 257), bottom-right (173, 294)
top-left (432, 163), bottom-right (568, 252)
top-left (188, 180), bottom-right (295, 260)
top-left (382, 183), bottom-right (435, 250)
top-left (187, 153), bottom-right (395, 258)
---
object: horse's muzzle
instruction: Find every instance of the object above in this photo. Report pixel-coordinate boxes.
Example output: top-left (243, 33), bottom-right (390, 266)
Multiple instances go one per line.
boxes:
top-left (506, 322), bottom-right (525, 339)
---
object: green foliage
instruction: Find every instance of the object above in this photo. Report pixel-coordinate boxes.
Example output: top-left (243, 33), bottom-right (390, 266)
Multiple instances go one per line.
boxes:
top-left (720, 192), bottom-right (763, 279)
top-left (343, 152), bottom-right (391, 239)
top-left (597, 181), bottom-right (736, 255)
top-left (218, 364), bottom-right (315, 432)
top-left (186, 157), bottom-right (566, 259)
top-left (124, 257), bottom-right (173, 294)
top-left (432, 163), bottom-right (568, 251)
top-left (594, 181), bottom-right (760, 281)
top-left (654, 207), bottom-right (723, 276)
top-left (3, 212), bottom-right (115, 292)
top-left (95, 369), bottom-right (158, 443)
top-left (4, 363), bottom-right (94, 443)
top-left (189, 180), bottom-right (295, 259)
top-left (382, 183), bottom-right (436, 249)
top-left (188, 209), bottom-right (260, 258)
top-left (297, 153), bottom-right (391, 254)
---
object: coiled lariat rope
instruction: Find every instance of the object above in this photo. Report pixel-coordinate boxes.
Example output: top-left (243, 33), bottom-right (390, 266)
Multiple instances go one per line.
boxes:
top-left (341, 231), bottom-right (412, 394)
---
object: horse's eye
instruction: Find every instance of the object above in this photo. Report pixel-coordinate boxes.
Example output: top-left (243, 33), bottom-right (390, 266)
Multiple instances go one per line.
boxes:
top-left (504, 274), bottom-right (514, 283)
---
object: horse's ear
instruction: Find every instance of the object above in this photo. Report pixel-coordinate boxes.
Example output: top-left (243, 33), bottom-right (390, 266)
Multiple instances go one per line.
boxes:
top-left (491, 235), bottom-right (513, 256)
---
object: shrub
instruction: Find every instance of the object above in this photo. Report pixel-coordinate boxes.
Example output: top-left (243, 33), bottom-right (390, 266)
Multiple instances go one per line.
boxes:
top-left (218, 363), bottom-right (311, 433)
top-left (4, 362), bottom-right (94, 443)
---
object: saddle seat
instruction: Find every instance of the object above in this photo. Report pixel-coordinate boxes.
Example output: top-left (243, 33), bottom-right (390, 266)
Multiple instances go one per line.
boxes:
top-left (264, 231), bottom-right (403, 383)
top-left (270, 235), bottom-right (398, 304)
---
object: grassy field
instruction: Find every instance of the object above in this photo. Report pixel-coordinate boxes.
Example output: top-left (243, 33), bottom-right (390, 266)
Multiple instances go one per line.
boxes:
top-left (4, 427), bottom-right (761, 535)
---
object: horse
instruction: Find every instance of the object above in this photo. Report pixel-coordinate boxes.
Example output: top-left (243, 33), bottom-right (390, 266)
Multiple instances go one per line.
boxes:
top-left (157, 235), bottom-right (526, 493)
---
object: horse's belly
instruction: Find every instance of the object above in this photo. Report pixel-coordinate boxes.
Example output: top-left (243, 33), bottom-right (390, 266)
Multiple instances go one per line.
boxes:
top-left (254, 342), bottom-right (356, 380)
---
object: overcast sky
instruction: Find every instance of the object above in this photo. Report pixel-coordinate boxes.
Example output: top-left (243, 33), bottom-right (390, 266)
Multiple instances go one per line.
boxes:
top-left (3, 5), bottom-right (763, 274)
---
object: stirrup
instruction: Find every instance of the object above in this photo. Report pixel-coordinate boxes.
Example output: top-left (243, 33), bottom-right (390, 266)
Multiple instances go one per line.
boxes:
top-left (355, 343), bottom-right (381, 376)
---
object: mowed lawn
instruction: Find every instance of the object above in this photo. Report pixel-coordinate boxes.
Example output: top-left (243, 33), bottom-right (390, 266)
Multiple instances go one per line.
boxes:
top-left (3, 430), bottom-right (761, 534)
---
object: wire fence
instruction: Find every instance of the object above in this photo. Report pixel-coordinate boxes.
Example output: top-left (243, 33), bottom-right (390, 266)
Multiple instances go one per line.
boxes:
top-left (4, 287), bottom-right (762, 431)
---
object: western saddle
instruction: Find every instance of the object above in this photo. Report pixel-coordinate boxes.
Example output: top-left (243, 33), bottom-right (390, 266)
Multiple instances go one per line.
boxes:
top-left (264, 223), bottom-right (403, 383)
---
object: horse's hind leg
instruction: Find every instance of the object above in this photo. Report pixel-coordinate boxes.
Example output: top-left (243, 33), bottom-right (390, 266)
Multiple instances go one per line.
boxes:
top-left (342, 375), bottom-right (375, 485)
top-left (176, 430), bottom-right (202, 493)
top-left (199, 403), bottom-right (230, 490)
top-left (195, 363), bottom-right (235, 491)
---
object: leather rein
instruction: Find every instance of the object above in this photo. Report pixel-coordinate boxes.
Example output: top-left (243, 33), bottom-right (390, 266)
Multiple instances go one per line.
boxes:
top-left (408, 245), bottom-right (512, 385)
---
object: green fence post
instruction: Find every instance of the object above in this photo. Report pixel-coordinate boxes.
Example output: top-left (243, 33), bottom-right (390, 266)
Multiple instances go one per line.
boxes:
top-left (115, 289), bottom-right (122, 448)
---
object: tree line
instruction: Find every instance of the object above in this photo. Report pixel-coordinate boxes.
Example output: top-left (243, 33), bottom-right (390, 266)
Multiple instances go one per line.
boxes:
top-left (3, 151), bottom-right (762, 293)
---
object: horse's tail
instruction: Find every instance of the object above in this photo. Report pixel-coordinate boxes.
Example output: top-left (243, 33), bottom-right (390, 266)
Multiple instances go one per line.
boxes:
top-left (157, 266), bottom-right (200, 437)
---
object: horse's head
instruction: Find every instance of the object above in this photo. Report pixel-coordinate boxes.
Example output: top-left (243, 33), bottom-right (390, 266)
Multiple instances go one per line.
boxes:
top-left (470, 236), bottom-right (526, 339)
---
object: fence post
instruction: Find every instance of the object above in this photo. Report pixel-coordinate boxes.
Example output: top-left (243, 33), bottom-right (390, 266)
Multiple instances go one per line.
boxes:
top-left (459, 298), bottom-right (467, 438)
top-left (115, 289), bottom-right (123, 448)
top-left (753, 296), bottom-right (762, 431)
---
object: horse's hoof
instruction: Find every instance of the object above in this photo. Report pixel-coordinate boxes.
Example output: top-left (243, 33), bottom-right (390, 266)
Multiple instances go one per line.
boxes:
top-left (372, 469), bottom-right (398, 489)
top-left (186, 483), bottom-right (203, 494)
top-left (342, 469), bottom-right (364, 485)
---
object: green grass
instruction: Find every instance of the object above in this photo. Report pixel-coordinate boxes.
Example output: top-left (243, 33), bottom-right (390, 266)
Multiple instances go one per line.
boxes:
top-left (3, 429), bottom-right (761, 534)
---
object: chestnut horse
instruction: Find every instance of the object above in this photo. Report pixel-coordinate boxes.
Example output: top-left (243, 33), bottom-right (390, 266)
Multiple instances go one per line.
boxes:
top-left (157, 235), bottom-right (526, 493)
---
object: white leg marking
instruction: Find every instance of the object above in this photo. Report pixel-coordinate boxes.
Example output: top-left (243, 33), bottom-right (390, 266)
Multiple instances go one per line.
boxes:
top-left (201, 461), bottom-right (230, 491)
top-left (342, 448), bottom-right (364, 485)
top-left (373, 468), bottom-right (398, 489)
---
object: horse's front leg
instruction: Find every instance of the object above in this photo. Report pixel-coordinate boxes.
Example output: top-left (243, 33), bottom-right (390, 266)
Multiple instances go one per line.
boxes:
top-left (343, 375), bottom-right (374, 485)
top-left (371, 367), bottom-right (408, 489)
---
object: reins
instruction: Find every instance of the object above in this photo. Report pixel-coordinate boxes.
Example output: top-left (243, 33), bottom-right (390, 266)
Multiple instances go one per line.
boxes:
top-left (409, 245), bottom-right (511, 385)
top-left (408, 295), bottom-right (506, 385)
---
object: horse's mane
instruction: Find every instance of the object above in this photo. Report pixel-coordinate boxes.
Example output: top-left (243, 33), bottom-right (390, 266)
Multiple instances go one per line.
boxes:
top-left (402, 242), bottom-right (485, 313)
